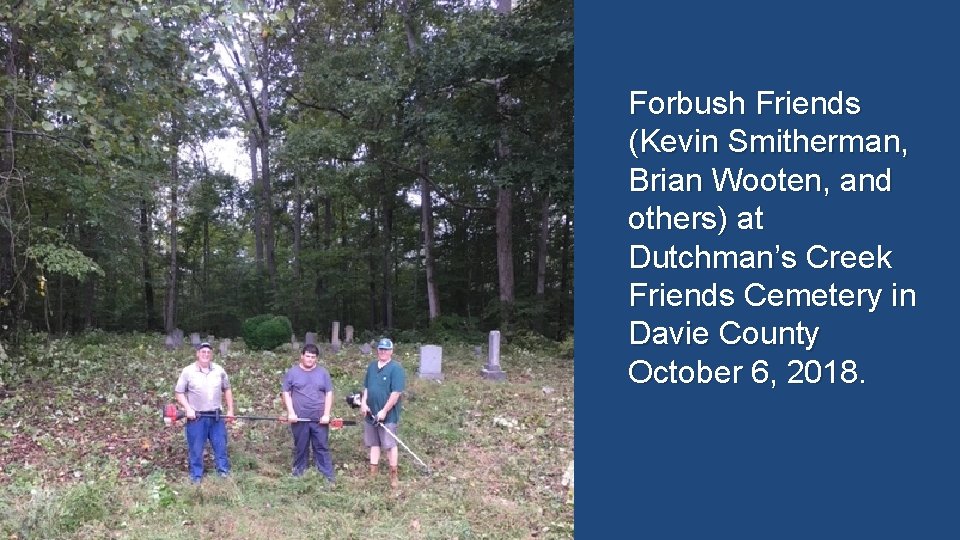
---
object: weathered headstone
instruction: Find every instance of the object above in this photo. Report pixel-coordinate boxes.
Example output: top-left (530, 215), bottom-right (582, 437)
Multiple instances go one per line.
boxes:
top-left (360, 343), bottom-right (373, 355)
top-left (331, 321), bottom-right (341, 347)
top-left (473, 346), bottom-right (483, 359)
top-left (190, 333), bottom-right (201, 348)
top-left (344, 325), bottom-right (354, 344)
top-left (482, 330), bottom-right (506, 380)
top-left (305, 332), bottom-right (317, 346)
top-left (173, 329), bottom-right (184, 348)
top-left (164, 334), bottom-right (176, 351)
top-left (331, 341), bottom-right (341, 353)
top-left (219, 339), bottom-right (231, 356)
top-left (418, 345), bottom-right (444, 380)
top-left (206, 335), bottom-right (215, 345)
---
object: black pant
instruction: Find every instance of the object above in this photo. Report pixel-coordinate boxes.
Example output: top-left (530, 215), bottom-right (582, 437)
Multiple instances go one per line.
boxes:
top-left (291, 422), bottom-right (334, 480)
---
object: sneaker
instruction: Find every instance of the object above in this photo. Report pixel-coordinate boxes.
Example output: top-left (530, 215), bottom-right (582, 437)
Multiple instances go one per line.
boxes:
top-left (190, 477), bottom-right (202, 485)
top-left (217, 472), bottom-right (230, 478)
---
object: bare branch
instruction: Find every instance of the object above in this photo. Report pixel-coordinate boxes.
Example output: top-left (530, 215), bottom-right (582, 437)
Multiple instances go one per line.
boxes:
top-left (283, 89), bottom-right (351, 120)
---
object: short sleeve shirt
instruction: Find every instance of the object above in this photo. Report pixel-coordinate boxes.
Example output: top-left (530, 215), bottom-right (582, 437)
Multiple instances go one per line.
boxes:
top-left (282, 364), bottom-right (334, 419)
top-left (364, 359), bottom-right (405, 424)
top-left (174, 362), bottom-right (230, 411)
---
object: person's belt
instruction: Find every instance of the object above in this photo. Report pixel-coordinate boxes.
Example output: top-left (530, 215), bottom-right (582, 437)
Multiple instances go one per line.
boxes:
top-left (196, 409), bottom-right (221, 415)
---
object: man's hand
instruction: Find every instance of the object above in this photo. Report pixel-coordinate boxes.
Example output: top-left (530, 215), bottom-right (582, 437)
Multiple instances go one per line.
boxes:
top-left (287, 412), bottom-right (299, 423)
top-left (360, 402), bottom-right (370, 416)
top-left (320, 414), bottom-right (330, 424)
top-left (186, 407), bottom-right (196, 420)
top-left (225, 410), bottom-right (235, 423)
top-left (376, 409), bottom-right (386, 422)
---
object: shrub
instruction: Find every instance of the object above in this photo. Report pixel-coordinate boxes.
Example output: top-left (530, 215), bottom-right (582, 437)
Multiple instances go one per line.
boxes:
top-left (244, 315), bottom-right (292, 351)
top-left (242, 314), bottom-right (274, 345)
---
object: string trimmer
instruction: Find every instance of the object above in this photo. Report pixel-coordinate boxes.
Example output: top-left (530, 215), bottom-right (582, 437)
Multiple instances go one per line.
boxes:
top-left (344, 392), bottom-right (433, 475)
top-left (162, 404), bottom-right (357, 429)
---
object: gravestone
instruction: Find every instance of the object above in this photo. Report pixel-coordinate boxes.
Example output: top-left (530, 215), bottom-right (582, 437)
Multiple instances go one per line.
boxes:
top-left (190, 333), bottom-right (201, 348)
top-left (481, 330), bottom-right (506, 380)
top-left (344, 325), bottom-right (354, 344)
top-left (331, 341), bottom-right (341, 353)
top-left (219, 339), bottom-right (231, 356)
top-left (206, 335), bottom-right (215, 345)
top-left (474, 346), bottom-right (483, 359)
top-left (164, 334), bottom-right (176, 351)
top-left (331, 321), bottom-right (341, 347)
top-left (418, 345), bottom-right (444, 380)
top-left (173, 329), bottom-right (184, 348)
top-left (305, 332), bottom-right (317, 346)
top-left (360, 343), bottom-right (373, 355)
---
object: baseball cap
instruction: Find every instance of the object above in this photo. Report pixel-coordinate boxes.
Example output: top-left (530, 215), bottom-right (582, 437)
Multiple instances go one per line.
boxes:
top-left (197, 342), bottom-right (213, 350)
top-left (376, 338), bottom-right (393, 350)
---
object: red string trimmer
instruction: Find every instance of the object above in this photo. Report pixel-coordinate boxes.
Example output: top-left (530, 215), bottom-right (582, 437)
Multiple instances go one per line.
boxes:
top-left (162, 404), bottom-right (357, 429)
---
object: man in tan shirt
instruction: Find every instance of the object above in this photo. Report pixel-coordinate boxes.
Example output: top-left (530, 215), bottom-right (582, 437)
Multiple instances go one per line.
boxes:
top-left (175, 342), bottom-right (234, 483)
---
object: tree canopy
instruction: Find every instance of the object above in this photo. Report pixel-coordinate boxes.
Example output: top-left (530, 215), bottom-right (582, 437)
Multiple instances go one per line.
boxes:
top-left (0, 0), bottom-right (573, 344)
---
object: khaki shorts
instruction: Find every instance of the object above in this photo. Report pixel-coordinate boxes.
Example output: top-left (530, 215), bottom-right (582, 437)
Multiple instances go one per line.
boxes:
top-left (363, 422), bottom-right (398, 450)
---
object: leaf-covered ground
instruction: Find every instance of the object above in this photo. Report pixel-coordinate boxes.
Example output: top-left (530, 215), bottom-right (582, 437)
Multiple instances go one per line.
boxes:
top-left (0, 333), bottom-right (573, 539)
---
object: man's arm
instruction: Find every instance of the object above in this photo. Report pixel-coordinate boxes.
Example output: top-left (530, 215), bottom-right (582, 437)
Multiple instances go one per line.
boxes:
top-left (224, 388), bottom-right (234, 418)
top-left (378, 391), bottom-right (402, 421)
top-left (175, 392), bottom-right (195, 419)
top-left (282, 391), bottom-right (298, 421)
top-left (322, 390), bottom-right (333, 422)
top-left (360, 388), bottom-right (370, 416)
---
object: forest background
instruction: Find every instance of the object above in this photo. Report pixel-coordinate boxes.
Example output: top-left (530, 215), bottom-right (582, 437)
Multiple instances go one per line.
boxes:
top-left (0, 0), bottom-right (573, 350)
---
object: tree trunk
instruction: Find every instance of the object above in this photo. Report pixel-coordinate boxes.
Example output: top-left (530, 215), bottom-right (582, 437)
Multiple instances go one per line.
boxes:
top-left (139, 198), bottom-right (157, 330)
top-left (536, 189), bottom-right (550, 297)
top-left (324, 195), bottom-right (333, 250)
top-left (202, 216), bottom-right (209, 304)
top-left (496, 185), bottom-right (514, 307)
top-left (421, 161), bottom-right (440, 320)
top-left (0, 25), bottom-right (20, 332)
top-left (535, 188), bottom-right (550, 333)
top-left (292, 174), bottom-right (303, 327)
top-left (400, 0), bottom-right (440, 322)
top-left (380, 172), bottom-right (394, 330)
top-left (494, 0), bottom-right (515, 325)
top-left (83, 273), bottom-right (95, 329)
top-left (559, 205), bottom-right (571, 338)
top-left (249, 133), bottom-right (264, 275)
top-left (368, 209), bottom-right (379, 328)
top-left (259, 38), bottom-right (277, 296)
top-left (164, 139), bottom-right (180, 334)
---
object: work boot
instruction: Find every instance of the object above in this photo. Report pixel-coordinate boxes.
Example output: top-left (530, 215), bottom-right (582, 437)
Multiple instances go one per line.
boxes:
top-left (369, 464), bottom-right (379, 478)
top-left (390, 466), bottom-right (399, 489)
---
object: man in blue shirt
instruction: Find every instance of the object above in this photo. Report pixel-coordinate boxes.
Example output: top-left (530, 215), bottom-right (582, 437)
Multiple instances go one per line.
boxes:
top-left (282, 343), bottom-right (335, 482)
top-left (360, 338), bottom-right (406, 489)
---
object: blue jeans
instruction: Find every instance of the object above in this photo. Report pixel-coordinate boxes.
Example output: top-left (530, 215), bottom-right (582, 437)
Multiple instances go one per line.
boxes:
top-left (184, 414), bottom-right (230, 481)
top-left (291, 422), bottom-right (334, 481)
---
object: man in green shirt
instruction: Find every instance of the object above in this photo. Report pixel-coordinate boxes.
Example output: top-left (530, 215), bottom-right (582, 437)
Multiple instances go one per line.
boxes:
top-left (360, 337), bottom-right (406, 489)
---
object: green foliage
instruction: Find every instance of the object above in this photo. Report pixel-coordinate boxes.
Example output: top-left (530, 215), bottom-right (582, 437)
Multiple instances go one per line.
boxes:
top-left (25, 228), bottom-right (104, 281)
top-left (242, 314), bottom-right (274, 345)
top-left (6, 463), bottom-right (119, 538)
top-left (243, 314), bottom-right (292, 351)
top-left (558, 334), bottom-right (574, 360)
top-left (145, 471), bottom-right (178, 510)
top-left (0, 332), bottom-right (573, 538)
top-left (423, 315), bottom-right (486, 343)
top-left (4, 0), bottom-right (574, 345)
